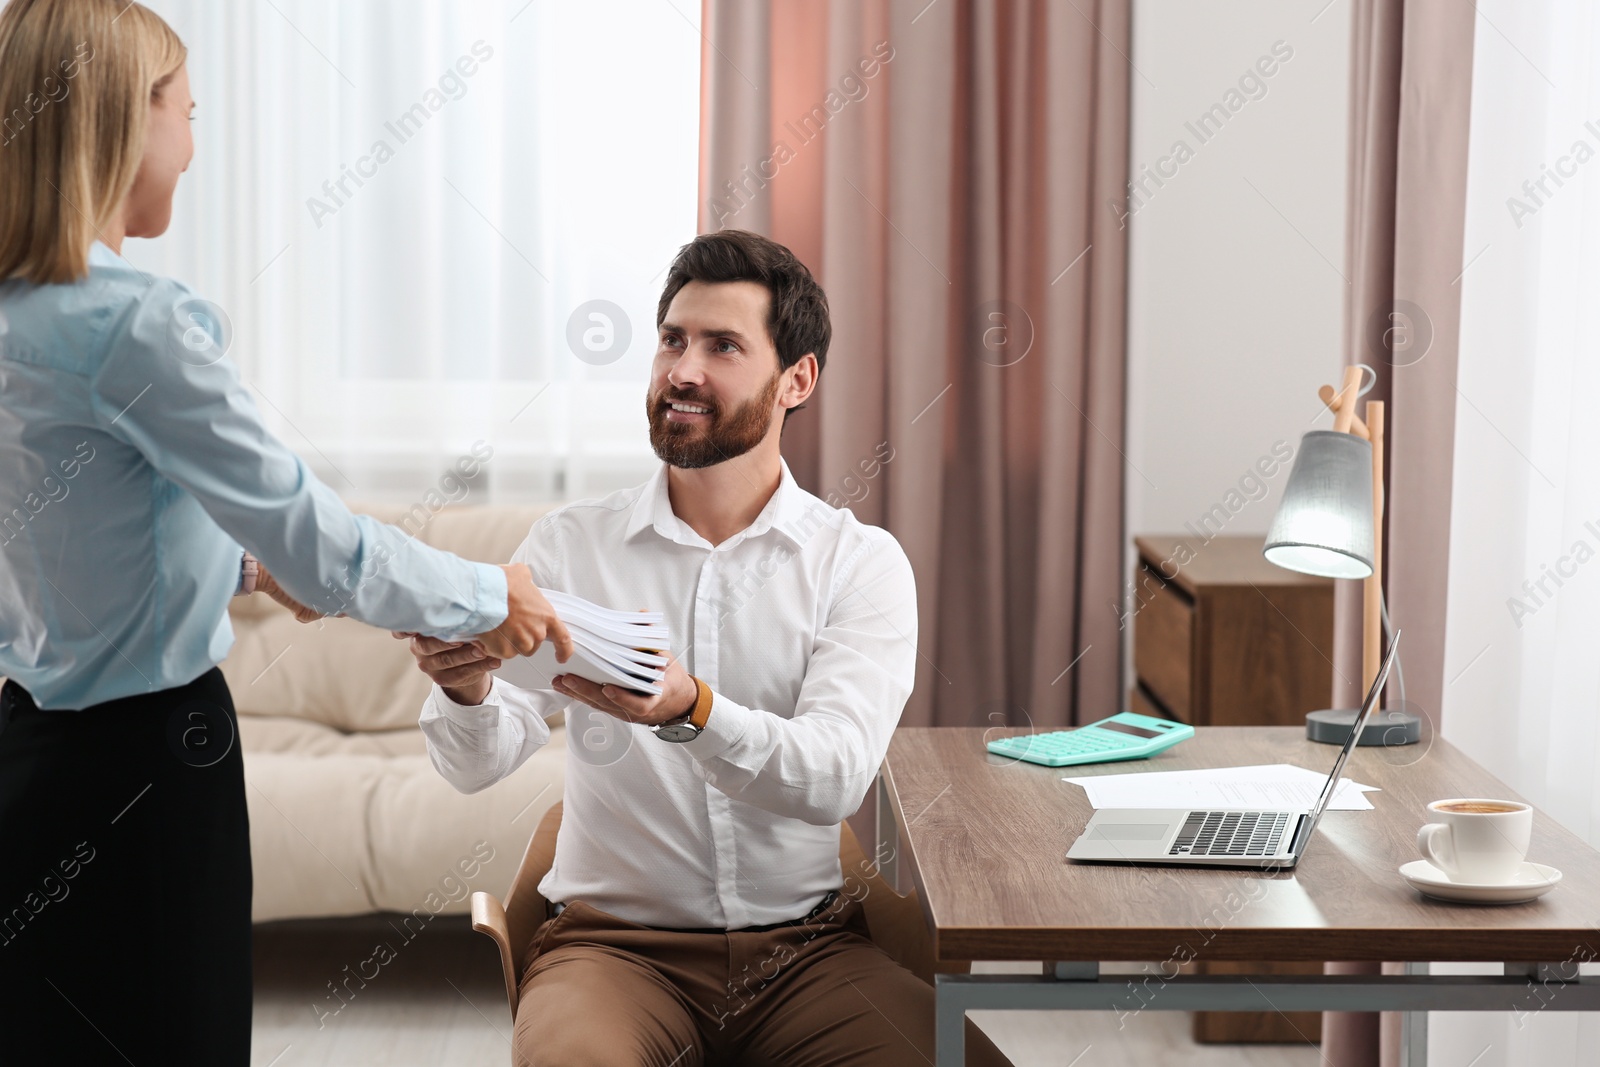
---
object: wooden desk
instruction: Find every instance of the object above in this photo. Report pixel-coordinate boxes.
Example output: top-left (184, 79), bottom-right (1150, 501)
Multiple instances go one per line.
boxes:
top-left (1132, 535), bottom-right (1336, 1041)
top-left (877, 727), bottom-right (1600, 1065)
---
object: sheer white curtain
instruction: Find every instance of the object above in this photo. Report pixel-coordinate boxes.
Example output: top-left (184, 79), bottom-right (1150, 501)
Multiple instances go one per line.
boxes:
top-left (130, 0), bottom-right (700, 504)
top-left (1436, 0), bottom-right (1600, 1063)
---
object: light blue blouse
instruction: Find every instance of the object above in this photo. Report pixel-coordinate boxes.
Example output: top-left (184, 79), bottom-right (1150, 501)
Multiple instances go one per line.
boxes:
top-left (0, 243), bottom-right (507, 709)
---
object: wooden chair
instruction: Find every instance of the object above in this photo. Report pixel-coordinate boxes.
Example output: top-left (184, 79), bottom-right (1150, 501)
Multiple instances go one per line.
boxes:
top-left (469, 801), bottom-right (968, 1017)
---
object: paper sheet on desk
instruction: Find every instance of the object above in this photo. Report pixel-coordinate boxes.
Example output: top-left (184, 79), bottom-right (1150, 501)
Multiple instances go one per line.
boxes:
top-left (1062, 763), bottom-right (1380, 811)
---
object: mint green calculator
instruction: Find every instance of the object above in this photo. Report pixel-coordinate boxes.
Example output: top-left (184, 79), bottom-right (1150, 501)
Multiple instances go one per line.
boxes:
top-left (985, 712), bottom-right (1193, 767)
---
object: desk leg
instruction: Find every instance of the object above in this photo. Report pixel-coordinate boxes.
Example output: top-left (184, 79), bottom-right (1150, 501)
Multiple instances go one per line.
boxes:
top-left (935, 963), bottom-right (1101, 1067)
top-left (935, 979), bottom-right (966, 1066)
top-left (1401, 962), bottom-right (1428, 1067)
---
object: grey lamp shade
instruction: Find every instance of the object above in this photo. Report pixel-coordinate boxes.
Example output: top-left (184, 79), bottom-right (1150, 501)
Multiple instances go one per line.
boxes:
top-left (1263, 430), bottom-right (1375, 580)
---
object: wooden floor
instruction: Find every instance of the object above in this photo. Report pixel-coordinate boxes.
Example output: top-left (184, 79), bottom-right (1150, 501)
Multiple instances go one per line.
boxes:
top-left (251, 916), bottom-right (1324, 1066)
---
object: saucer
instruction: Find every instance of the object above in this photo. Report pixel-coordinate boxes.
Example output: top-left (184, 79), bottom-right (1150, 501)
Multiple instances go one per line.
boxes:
top-left (1399, 859), bottom-right (1562, 905)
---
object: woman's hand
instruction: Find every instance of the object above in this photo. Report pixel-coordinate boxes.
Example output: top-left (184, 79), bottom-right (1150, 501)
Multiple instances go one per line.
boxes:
top-left (256, 567), bottom-right (327, 624)
top-left (472, 564), bottom-right (575, 662)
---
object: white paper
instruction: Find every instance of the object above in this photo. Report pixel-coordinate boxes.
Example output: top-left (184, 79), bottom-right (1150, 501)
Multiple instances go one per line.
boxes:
top-left (498, 640), bottom-right (663, 694)
top-left (495, 588), bottom-right (670, 694)
top-left (1062, 763), bottom-right (1379, 812)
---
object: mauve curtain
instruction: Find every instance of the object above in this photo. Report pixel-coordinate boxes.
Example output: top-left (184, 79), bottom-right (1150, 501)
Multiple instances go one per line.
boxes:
top-left (1324, 1), bottom-right (1476, 1064)
top-left (699, 0), bottom-right (1130, 731)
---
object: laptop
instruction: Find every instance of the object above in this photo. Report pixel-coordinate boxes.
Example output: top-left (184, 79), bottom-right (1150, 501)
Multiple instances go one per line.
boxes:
top-left (1066, 632), bottom-right (1400, 868)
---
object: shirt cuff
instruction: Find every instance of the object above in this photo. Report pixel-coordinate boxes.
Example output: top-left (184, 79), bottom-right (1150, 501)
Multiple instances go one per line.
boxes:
top-left (457, 561), bottom-right (510, 638)
top-left (429, 677), bottom-right (504, 722)
top-left (685, 691), bottom-right (752, 761)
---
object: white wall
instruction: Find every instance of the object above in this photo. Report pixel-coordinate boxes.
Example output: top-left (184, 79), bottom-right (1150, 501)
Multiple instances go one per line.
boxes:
top-left (1125, 0), bottom-right (1351, 550)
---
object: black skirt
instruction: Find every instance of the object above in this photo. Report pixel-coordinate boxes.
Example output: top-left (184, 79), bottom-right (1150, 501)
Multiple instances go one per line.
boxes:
top-left (0, 667), bottom-right (252, 1065)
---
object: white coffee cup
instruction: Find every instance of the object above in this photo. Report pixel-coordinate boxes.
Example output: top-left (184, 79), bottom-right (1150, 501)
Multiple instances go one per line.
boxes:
top-left (1417, 798), bottom-right (1532, 884)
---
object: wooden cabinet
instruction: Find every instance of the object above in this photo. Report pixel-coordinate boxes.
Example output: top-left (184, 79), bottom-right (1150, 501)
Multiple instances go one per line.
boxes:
top-left (1131, 535), bottom-right (1333, 728)
top-left (1130, 534), bottom-right (1334, 1046)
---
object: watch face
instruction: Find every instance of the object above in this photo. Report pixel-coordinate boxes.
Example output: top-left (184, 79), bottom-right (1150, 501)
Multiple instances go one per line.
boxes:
top-left (655, 722), bottom-right (700, 743)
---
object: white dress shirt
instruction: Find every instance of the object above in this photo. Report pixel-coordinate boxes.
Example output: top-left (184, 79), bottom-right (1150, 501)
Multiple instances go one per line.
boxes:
top-left (418, 460), bottom-right (917, 929)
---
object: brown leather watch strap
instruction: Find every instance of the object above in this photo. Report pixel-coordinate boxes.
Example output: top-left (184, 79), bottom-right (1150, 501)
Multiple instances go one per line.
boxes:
top-left (687, 675), bottom-right (713, 729)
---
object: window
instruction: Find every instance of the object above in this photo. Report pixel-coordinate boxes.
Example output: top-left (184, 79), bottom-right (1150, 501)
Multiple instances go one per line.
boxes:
top-left (136, 0), bottom-right (702, 503)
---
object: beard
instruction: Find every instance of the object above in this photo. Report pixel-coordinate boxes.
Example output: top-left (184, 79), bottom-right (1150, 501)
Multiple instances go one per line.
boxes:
top-left (647, 370), bottom-right (782, 470)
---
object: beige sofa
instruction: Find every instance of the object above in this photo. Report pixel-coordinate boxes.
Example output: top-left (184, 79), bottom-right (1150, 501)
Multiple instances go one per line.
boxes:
top-left (221, 504), bottom-right (567, 923)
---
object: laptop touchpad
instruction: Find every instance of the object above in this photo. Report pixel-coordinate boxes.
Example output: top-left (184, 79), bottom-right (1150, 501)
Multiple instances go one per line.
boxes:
top-left (1089, 823), bottom-right (1169, 841)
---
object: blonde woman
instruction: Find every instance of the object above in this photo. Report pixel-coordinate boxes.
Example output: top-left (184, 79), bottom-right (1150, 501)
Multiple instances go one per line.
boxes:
top-left (0, 2), bottom-right (570, 1061)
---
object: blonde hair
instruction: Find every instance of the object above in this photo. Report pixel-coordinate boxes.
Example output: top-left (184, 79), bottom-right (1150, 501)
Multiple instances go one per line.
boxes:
top-left (0, 0), bottom-right (185, 284)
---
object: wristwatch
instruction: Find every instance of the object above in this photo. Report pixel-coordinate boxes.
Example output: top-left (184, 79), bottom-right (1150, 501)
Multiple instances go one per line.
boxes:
top-left (236, 552), bottom-right (260, 596)
top-left (654, 676), bottom-right (712, 743)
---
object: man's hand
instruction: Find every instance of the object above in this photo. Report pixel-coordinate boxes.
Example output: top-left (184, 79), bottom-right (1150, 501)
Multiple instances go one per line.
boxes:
top-left (257, 566), bottom-right (327, 624)
top-left (553, 653), bottom-right (697, 728)
top-left (399, 633), bottom-right (501, 707)
top-left (472, 564), bottom-right (575, 662)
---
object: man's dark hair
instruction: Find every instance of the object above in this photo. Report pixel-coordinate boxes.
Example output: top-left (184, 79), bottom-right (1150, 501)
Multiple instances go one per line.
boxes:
top-left (656, 229), bottom-right (831, 377)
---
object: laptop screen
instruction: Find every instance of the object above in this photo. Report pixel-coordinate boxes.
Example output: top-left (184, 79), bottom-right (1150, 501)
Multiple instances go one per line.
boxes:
top-left (1304, 632), bottom-right (1401, 830)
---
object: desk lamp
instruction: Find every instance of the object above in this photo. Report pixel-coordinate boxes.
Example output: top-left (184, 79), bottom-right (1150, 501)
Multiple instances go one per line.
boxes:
top-left (1262, 364), bottom-right (1419, 745)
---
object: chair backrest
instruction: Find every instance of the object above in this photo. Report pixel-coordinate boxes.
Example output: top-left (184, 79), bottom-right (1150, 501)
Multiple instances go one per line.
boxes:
top-left (499, 800), bottom-right (962, 986)
top-left (500, 800), bottom-right (565, 977)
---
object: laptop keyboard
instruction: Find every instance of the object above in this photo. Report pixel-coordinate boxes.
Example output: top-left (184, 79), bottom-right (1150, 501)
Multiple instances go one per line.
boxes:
top-left (1168, 811), bottom-right (1291, 857)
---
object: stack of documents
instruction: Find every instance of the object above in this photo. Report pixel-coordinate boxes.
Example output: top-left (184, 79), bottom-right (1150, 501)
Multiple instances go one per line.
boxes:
top-left (495, 589), bottom-right (670, 695)
top-left (1062, 764), bottom-right (1380, 811)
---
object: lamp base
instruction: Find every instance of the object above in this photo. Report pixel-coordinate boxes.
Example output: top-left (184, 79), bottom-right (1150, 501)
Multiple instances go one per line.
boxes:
top-left (1305, 707), bottom-right (1422, 746)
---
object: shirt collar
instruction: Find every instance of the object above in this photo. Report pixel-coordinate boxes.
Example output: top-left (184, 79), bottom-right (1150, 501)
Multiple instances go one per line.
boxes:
top-left (624, 459), bottom-right (823, 550)
top-left (87, 242), bottom-right (120, 270)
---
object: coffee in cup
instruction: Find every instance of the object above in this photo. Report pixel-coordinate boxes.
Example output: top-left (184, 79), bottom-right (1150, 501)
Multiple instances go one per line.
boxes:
top-left (1417, 798), bottom-right (1531, 884)
top-left (1434, 801), bottom-right (1523, 815)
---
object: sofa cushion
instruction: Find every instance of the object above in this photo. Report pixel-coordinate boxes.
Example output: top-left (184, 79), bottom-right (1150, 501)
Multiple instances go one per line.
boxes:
top-left (365, 733), bottom-right (566, 915)
top-left (238, 713), bottom-right (428, 758)
top-left (393, 503), bottom-right (555, 570)
top-left (246, 751), bottom-right (388, 921)
top-left (247, 722), bottom-right (566, 922)
top-left (223, 613), bottom-right (439, 734)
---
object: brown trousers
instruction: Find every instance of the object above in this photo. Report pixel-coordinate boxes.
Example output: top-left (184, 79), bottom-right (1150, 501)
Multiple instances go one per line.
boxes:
top-left (513, 894), bottom-right (1015, 1066)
